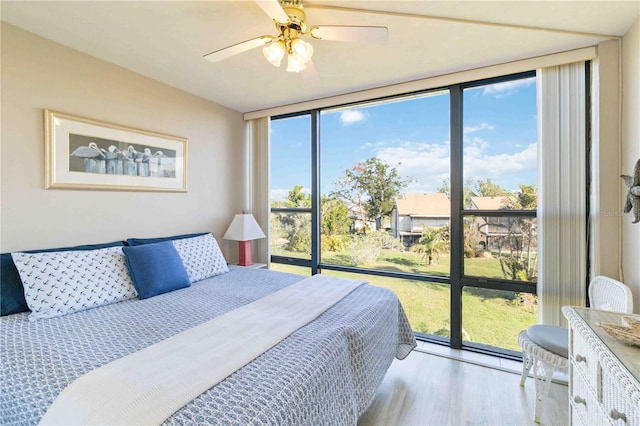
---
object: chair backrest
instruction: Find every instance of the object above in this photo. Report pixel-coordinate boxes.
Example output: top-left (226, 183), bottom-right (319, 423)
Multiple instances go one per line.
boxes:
top-left (588, 275), bottom-right (634, 313)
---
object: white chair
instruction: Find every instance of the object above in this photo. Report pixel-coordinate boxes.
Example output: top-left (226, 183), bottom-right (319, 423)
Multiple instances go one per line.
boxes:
top-left (588, 275), bottom-right (633, 313)
top-left (518, 275), bottom-right (634, 423)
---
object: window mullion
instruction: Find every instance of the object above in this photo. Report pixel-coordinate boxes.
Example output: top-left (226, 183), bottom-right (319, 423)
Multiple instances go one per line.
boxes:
top-left (450, 85), bottom-right (463, 349)
top-left (311, 109), bottom-right (321, 275)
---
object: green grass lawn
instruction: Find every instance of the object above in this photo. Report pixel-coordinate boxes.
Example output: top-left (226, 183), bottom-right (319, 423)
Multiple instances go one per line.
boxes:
top-left (270, 248), bottom-right (537, 352)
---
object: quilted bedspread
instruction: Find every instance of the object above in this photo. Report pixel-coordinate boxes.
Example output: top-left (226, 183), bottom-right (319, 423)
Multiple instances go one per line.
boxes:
top-left (1, 267), bottom-right (416, 425)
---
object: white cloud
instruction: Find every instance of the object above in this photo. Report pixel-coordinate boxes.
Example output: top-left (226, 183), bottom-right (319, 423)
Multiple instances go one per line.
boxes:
top-left (271, 189), bottom-right (289, 202)
top-left (482, 77), bottom-right (535, 99)
top-left (374, 141), bottom-right (451, 193)
top-left (463, 122), bottom-right (495, 134)
top-left (271, 187), bottom-right (310, 202)
top-left (340, 110), bottom-right (367, 125)
top-left (370, 139), bottom-right (537, 193)
top-left (463, 137), bottom-right (490, 158)
top-left (463, 142), bottom-right (538, 183)
top-left (360, 141), bottom-right (387, 150)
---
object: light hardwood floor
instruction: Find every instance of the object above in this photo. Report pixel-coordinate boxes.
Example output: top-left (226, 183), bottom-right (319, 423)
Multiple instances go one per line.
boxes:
top-left (359, 345), bottom-right (568, 426)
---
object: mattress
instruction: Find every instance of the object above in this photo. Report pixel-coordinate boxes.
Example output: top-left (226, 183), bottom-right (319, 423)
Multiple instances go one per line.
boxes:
top-left (1, 267), bottom-right (416, 425)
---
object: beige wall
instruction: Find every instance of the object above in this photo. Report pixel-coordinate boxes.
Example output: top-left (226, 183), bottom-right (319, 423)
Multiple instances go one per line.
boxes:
top-left (592, 28), bottom-right (640, 313)
top-left (0, 24), bottom-right (246, 261)
top-left (593, 40), bottom-right (621, 280)
top-left (621, 17), bottom-right (640, 312)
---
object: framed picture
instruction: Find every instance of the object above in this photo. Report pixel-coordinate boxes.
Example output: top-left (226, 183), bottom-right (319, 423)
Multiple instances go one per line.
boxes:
top-left (45, 110), bottom-right (187, 192)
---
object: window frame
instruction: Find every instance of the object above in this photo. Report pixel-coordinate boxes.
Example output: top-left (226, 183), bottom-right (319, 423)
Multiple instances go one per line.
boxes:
top-left (270, 71), bottom-right (541, 358)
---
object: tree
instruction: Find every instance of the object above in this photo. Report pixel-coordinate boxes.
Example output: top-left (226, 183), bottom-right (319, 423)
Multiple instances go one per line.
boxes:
top-left (516, 184), bottom-right (537, 209)
top-left (332, 162), bottom-right (368, 232)
top-left (411, 227), bottom-right (449, 266)
top-left (462, 219), bottom-right (483, 258)
top-left (437, 178), bottom-right (450, 195)
top-left (496, 225), bottom-right (537, 281)
top-left (359, 158), bottom-right (408, 230)
top-left (474, 178), bottom-right (510, 197)
top-left (492, 184), bottom-right (537, 281)
top-left (333, 157), bottom-right (410, 231)
top-left (438, 177), bottom-right (476, 207)
top-left (286, 185), bottom-right (311, 208)
top-left (501, 184), bottom-right (537, 210)
top-left (321, 196), bottom-right (351, 236)
top-left (493, 213), bottom-right (537, 282)
top-left (275, 186), bottom-right (311, 253)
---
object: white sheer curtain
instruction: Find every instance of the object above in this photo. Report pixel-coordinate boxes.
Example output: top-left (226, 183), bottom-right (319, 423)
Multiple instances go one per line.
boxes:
top-left (248, 117), bottom-right (270, 265)
top-left (537, 62), bottom-right (588, 327)
top-left (589, 57), bottom-right (601, 280)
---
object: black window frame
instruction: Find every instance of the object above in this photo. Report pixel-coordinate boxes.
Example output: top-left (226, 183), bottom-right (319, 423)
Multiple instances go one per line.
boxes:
top-left (269, 70), bottom-right (556, 359)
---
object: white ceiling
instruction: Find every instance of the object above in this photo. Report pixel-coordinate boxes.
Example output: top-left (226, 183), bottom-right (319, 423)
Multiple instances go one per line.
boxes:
top-left (2, 1), bottom-right (638, 114)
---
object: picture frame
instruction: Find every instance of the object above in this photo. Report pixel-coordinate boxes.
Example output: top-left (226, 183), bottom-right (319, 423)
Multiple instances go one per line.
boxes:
top-left (45, 110), bottom-right (187, 192)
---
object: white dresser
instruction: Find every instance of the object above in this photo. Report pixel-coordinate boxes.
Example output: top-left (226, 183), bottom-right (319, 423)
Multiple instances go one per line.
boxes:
top-left (563, 307), bottom-right (640, 426)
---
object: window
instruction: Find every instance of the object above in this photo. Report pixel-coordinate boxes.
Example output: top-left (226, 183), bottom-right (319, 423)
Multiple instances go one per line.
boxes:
top-left (459, 76), bottom-right (537, 352)
top-left (269, 72), bottom-right (538, 356)
top-left (319, 92), bottom-right (450, 275)
top-left (270, 114), bottom-right (313, 274)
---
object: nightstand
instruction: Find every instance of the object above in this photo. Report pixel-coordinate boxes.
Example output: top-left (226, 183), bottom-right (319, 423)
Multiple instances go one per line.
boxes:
top-left (236, 263), bottom-right (267, 269)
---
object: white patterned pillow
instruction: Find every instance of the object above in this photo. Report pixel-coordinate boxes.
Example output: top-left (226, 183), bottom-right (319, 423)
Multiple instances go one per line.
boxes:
top-left (172, 233), bottom-right (229, 282)
top-left (12, 247), bottom-right (137, 321)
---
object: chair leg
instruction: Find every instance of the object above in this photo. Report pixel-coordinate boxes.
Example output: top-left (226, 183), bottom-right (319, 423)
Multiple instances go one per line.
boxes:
top-left (532, 358), bottom-right (555, 423)
top-left (520, 351), bottom-right (533, 386)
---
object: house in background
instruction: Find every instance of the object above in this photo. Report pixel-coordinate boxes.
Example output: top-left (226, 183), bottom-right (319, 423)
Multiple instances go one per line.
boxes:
top-left (391, 193), bottom-right (450, 246)
top-left (348, 204), bottom-right (377, 234)
top-left (468, 196), bottom-right (514, 211)
top-left (468, 196), bottom-right (520, 250)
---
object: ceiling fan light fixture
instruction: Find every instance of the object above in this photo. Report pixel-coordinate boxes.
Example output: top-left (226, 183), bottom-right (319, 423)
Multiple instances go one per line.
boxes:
top-left (203, 0), bottom-right (389, 80)
top-left (262, 40), bottom-right (286, 67)
top-left (291, 37), bottom-right (313, 63)
top-left (286, 52), bottom-right (306, 73)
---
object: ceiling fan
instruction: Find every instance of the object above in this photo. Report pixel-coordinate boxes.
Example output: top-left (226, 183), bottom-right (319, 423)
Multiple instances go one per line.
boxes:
top-left (203, 0), bottom-right (388, 79)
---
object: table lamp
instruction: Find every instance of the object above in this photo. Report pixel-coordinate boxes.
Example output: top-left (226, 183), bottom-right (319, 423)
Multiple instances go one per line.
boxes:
top-left (223, 211), bottom-right (266, 266)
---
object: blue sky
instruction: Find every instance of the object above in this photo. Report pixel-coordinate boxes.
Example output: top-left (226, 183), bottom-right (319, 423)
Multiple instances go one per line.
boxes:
top-left (271, 76), bottom-right (537, 201)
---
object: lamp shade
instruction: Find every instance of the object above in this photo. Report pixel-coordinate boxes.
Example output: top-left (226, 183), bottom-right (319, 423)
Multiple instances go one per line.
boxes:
top-left (286, 52), bottom-right (306, 73)
top-left (291, 38), bottom-right (313, 63)
top-left (262, 40), bottom-right (286, 67)
top-left (223, 213), bottom-right (266, 242)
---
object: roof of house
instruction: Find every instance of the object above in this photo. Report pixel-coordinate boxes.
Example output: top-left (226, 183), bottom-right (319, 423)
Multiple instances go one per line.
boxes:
top-left (395, 193), bottom-right (450, 217)
top-left (469, 196), bottom-right (515, 210)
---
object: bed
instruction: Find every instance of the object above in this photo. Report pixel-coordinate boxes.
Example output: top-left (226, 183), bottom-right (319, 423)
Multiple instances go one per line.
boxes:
top-left (1, 264), bottom-right (416, 425)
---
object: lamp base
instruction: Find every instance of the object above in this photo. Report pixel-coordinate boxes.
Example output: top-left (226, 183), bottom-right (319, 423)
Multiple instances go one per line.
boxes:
top-left (237, 240), bottom-right (254, 266)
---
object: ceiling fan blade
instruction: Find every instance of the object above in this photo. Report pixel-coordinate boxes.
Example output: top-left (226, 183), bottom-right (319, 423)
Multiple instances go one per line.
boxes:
top-left (203, 36), bottom-right (273, 63)
top-left (310, 26), bottom-right (388, 45)
top-left (300, 59), bottom-right (321, 85)
top-left (255, 0), bottom-right (289, 23)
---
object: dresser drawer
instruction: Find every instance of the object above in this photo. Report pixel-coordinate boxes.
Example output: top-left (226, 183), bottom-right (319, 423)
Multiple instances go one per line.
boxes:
top-left (601, 372), bottom-right (640, 426)
top-left (572, 328), bottom-right (600, 392)
top-left (570, 367), bottom-right (608, 426)
top-left (563, 307), bottom-right (640, 426)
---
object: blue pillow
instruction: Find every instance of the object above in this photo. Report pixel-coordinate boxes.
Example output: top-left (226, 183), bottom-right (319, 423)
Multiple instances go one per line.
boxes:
top-left (126, 232), bottom-right (207, 246)
top-left (1, 241), bottom-right (125, 316)
top-left (0, 254), bottom-right (29, 316)
top-left (122, 241), bottom-right (190, 299)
